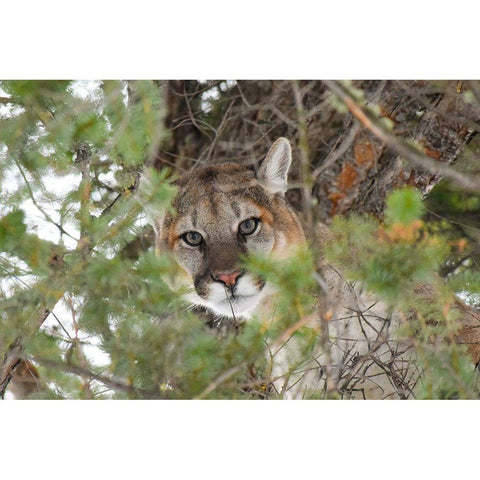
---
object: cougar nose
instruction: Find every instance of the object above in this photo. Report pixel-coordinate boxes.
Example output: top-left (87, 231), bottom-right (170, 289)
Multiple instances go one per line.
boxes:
top-left (213, 270), bottom-right (242, 288)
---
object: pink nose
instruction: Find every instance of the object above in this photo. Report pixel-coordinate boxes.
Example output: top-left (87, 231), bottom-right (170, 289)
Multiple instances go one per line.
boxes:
top-left (214, 270), bottom-right (242, 287)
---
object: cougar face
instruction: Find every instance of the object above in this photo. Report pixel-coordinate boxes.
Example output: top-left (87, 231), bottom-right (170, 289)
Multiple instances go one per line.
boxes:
top-left (155, 138), bottom-right (306, 318)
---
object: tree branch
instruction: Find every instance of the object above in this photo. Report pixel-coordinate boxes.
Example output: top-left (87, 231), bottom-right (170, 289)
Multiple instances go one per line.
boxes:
top-left (0, 307), bottom-right (51, 399)
top-left (325, 81), bottom-right (480, 193)
top-left (0, 143), bottom-right (141, 398)
top-left (292, 80), bottom-right (315, 233)
top-left (34, 357), bottom-right (162, 399)
top-left (14, 159), bottom-right (78, 241)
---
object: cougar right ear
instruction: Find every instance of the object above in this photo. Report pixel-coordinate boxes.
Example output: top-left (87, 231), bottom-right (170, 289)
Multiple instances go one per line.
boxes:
top-left (256, 137), bottom-right (292, 195)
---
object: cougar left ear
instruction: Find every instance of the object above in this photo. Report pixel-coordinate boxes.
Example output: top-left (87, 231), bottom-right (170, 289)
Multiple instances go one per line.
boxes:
top-left (257, 137), bottom-right (292, 195)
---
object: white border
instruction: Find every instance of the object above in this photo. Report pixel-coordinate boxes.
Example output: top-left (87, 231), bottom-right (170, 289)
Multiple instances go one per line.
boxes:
top-left (2, 1), bottom-right (479, 78)
top-left (0, 400), bottom-right (477, 478)
top-left (1, 1), bottom-right (479, 476)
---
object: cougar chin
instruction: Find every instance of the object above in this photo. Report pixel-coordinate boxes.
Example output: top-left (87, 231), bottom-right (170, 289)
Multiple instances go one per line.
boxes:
top-left (186, 275), bottom-right (271, 318)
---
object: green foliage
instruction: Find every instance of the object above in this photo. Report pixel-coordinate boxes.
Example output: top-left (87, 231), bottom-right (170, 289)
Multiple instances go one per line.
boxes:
top-left (242, 247), bottom-right (320, 382)
top-left (244, 246), bottom-right (317, 322)
top-left (415, 344), bottom-right (478, 399)
top-left (1, 81), bottom-right (479, 400)
top-left (1, 80), bottom-right (300, 399)
top-left (448, 270), bottom-right (480, 297)
top-left (385, 187), bottom-right (425, 226)
top-left (326, 212), bottom-right (446, 303)
top-left (425, 178), bottom-right (480, 306)
top-left (0, 210), bottom-right (27, 250)
top-left (427, 181), bottom-right (480, 215)
top-left (0, 80), bottom-right (176, 398)
top-left (102, 80), bottom-right (166, 170)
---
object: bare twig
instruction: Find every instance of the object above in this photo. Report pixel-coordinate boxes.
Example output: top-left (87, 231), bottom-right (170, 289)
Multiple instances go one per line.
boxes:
top-left (397, 80), bottom-right (480, 132)
top-left (312, 120), bottom-right (360, 178)
top-left (183, 83), bottom-right (214, 141)
top-left (235, 82), bottom-right (252, 108)
top-left (312, 82), bottom-right (387, 179)
top-left (49, 310), bottom-right (73, 340)
top-left (14, 159), bottom-right (78, 241)
top-left (292, 81), bottom-right (315, 233)
top-left (201, 100), bottom-right (235, 164)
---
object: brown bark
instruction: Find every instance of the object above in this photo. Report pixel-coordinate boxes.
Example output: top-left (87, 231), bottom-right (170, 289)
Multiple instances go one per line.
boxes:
top-left (456, 301), bottom-right (480, 366)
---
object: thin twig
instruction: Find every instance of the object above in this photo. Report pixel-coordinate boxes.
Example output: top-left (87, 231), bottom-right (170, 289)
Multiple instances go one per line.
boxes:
top-left (195, 363), bottom-right (247, 399)
top-left (397, 80), bottom-right (480, 132)
top-left (312, 121), bottom-right (360, 178)
top-left (202, 100), bottom-right (235, 164)
top-left (292, 80), bottom-right (315, 233)
top-left (183, 83), bottom-right (214, 141)
top-left (14, 159), bottom-right (77, 241)
top-left (49, 310), bottom-right (72, 340)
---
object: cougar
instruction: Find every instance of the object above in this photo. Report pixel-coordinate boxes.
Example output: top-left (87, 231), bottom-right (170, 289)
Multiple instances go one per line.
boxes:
top-left (154, 138), bottom-right (305, 319)
top-left (154, 138), bottom-right (480, 399)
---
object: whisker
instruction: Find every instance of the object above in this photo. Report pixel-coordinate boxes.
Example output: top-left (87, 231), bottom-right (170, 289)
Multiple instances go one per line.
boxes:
top-left (224, 286), bottom-right (237, 324)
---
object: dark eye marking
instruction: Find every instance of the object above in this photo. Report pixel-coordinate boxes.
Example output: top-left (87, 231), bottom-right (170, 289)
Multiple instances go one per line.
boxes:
top-left (181, 231), bottom-right (203, 247)
top-left (238, 217), bottom-right (259, 236)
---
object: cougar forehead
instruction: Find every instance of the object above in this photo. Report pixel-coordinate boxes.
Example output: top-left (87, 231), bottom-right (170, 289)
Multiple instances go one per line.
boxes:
top-left (173, 164), bottom-right (271, 232)
top-left (156, 139), bottom-right (306, 318)
top-left (161, 163), bottom-right (302, 253)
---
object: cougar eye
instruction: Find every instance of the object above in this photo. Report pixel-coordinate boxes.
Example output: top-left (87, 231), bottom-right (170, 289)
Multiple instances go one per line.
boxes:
top-left (182, 231), bottom-right (203, 247)
top-left (238, 217), bottom-right (259, 236)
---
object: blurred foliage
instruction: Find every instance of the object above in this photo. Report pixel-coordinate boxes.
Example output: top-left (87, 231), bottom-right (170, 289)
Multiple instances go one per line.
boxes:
top-left (325, 187), bottom-right (480, 398)
top-left (327, 188), bottom-right (447, 302)
top-left (426, 178), bottom-right (480, 309)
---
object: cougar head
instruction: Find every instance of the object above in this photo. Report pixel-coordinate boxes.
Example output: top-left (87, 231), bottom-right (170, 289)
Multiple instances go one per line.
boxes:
top-left (155, 138), bottom-right (305, 318)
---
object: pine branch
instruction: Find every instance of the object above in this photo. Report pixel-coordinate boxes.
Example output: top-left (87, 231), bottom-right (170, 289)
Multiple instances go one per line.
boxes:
top-left (0, 147), bottom-right (144, 398)
top-left (14, 159), bottom-right (78, 241)
top-left (34, 358), bottom-right (162, 399)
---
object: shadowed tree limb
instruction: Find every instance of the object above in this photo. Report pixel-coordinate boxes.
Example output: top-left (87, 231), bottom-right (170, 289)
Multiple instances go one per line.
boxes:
top-left (325, 80), bottom-right (480, 193)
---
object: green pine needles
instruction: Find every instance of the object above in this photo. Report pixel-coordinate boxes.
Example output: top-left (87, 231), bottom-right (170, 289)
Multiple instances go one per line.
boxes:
top-left (1, 81), bottom-right (480, 399)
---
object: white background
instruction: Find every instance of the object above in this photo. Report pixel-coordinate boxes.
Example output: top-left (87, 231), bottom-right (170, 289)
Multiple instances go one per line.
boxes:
top-left (1, 1), bottom-right (479, 478)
